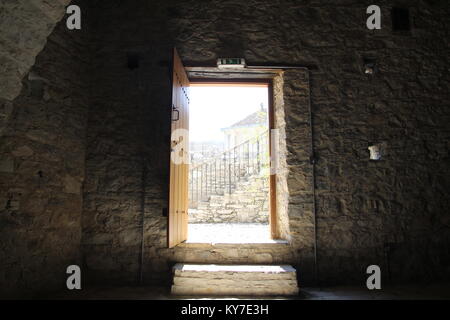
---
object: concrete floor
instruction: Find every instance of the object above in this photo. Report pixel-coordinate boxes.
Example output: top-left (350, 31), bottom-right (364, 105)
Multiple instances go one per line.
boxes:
top-left (187, 223), bottom-right (277, 243)
top-left (46, 283), bottom-right (450, 300)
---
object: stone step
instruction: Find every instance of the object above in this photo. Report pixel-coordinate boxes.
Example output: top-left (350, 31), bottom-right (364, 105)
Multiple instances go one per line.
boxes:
top-left (171, 285), bottom-right (298, 296)
top-left (173, 278), bottom-right (298, 288)
top-left (171, 264), bottom-right (299, 296)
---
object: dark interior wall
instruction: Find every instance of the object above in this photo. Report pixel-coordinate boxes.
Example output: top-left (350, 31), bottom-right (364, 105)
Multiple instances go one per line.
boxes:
top-left (0, 3), bottom-right (89, 297)
top-left (81, 2), bottom-right (173, 284)
top-left (2, 0), bottom-right (448, 296)
top-left (82, 0), bottom-right (450, 286)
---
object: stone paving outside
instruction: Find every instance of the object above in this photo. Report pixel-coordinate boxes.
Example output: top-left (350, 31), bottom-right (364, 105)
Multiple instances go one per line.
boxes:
top-left (187, 223), bottom-right (279, 243)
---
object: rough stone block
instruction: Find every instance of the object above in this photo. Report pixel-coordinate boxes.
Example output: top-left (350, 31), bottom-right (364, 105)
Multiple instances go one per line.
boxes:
top-left (171, 264), bottom-right (299, 296)
top-left (0, 157), bottom-right (14, 173)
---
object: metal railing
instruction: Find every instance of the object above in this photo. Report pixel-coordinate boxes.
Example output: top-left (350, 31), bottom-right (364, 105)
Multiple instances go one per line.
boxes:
top-left (189, 130), bottom-right (270, 207)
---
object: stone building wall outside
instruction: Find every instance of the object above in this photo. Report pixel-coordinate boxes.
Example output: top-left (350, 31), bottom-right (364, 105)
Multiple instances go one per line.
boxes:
top-left (189, 175), bottom-right (270, 224)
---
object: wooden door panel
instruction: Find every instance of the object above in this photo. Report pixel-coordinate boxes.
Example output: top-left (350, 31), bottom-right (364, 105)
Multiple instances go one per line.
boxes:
top-left (168, 48), bottom-right (190, 248)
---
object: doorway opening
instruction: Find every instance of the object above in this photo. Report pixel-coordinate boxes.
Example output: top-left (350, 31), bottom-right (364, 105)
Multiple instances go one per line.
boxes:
top-left (168, 49), bottom-right (287, 248)
top-left (187, 83), bottom-right (272, 243)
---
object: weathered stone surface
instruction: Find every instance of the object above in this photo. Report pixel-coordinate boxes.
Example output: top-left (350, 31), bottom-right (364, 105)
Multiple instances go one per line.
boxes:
top-left (0, 99), bottom-right (14, 136)
top-left (171, 263), bottom-right (299, 296)
top-left (0, 0), bottom-right (72, 101)
top-left (82, 0), bottom-right (450, 287)
top-left (0, 0), bottom-right (88, 298)
top-left (189, 176), bottom-right (269, 223)
top-left (0, 157), bottom-right (14, 173)
top-left (1, 0), bottom-right (449, 298)
top-left (11, 145), bottom-right (34, 157)
top-left (63, 174), bottom-right (82, 194)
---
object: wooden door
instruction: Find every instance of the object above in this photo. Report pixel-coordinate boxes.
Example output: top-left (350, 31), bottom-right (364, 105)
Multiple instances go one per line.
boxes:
top-left (168, 48), bottom-right (190, 248)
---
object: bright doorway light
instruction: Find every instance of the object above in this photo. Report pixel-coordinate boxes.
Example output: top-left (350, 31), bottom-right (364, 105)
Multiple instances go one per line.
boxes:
top-left (188, 84), bottom-right (271, 243)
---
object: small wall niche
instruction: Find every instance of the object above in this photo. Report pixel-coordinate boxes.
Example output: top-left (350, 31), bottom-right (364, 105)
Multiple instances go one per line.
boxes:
top-left (127, 53), bottom-right (140, 70)
top-left (368, 142), bottom-right (387, 161)
top-left (363, 58), bottom-right (377, 75)
top-left (391, 7), bottom-right (411, 32)
top-left (27, 73), bottom-right (48, 99)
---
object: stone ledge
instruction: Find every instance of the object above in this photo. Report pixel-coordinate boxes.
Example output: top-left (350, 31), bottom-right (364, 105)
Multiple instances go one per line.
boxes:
top-left (171, 264), bottom-right (299, 296)
top-left (177, 240), bottom-right (290, 248)
top-left (173, 263), bottom-right (296, 273)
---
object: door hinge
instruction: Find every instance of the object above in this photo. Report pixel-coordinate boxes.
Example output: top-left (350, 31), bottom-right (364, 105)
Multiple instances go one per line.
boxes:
top-left (172, 104), bottom-right (180, 121)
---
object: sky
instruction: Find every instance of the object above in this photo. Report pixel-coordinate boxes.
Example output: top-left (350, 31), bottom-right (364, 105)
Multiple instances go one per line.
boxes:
top-left (189, 86), bottom-right (269, 143)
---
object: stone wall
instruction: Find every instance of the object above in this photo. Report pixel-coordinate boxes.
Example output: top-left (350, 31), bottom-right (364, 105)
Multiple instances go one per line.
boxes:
top-left (189, 175), bottom-right (269, 224)
top-left (2, 0), bottom-right (448, 295)
top-left (81, 1), bottom-right (174, 284)
top-left (82, 0), bottom-right (449, 286)
top-left (0, 3), bottom-right (89, 298)
top-left (0, 0), bottom-right (72, 102)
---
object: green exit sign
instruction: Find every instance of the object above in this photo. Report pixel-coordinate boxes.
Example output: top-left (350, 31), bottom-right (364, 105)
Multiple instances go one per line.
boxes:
top-left (217, 58), bottom-right (246, 68)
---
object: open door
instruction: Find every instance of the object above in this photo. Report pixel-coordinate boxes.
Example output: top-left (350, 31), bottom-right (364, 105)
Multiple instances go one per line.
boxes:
top-left (168, 48), bottom-right (190, 248)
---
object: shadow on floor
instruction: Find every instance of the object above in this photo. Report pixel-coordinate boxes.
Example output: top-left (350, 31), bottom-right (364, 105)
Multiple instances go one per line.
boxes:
top-left (41, 283), bottom-right (450, 300)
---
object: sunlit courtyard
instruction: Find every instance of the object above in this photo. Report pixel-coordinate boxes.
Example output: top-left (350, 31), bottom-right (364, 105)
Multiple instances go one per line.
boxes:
top-left (188, 85), bottom-right (271, 242)
top-left (187, 223), bottom-right (279, 243)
